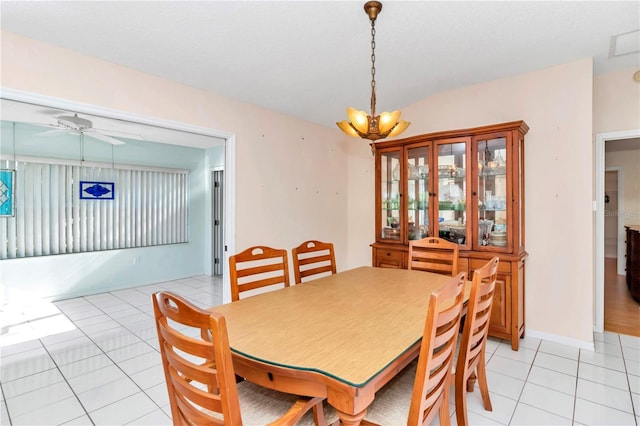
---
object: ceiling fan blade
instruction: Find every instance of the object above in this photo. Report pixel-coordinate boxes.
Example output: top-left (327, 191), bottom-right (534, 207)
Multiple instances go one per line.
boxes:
top-left (36, 128), bottom-right (67, 137)
top-left (92, 128), bottom-right (145, 141)
top-left (84, 131), bottom-right (126, 145)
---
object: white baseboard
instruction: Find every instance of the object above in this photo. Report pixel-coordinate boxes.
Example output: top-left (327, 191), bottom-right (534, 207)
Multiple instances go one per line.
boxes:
top-left (526, 329), bottom-right (595, 352)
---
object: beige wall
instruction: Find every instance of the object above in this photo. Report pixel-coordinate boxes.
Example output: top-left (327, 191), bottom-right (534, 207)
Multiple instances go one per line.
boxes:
top-left (348, 58), bottom-right (595, 346)
top-left (594, 68), bottom-right (640, 134)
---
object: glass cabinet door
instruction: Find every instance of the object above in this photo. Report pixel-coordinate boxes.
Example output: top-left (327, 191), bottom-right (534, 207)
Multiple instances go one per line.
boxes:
top-left (435, 139), bottom-right (470, 248)
top-left (476, 136), bottom-right (508, 249)
top-left (406, 144), bottom-right (431, 241)
top-left (379, 149), bottom-right (402, 241)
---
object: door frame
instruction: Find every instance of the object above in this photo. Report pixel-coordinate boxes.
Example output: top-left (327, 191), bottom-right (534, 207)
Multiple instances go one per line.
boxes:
top-left (594, 128), bottom-right (640, 332)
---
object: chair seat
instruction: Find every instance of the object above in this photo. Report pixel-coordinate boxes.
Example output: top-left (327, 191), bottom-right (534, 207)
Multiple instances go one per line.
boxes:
top-left (237, 381), bottom-right (337, 425)
top-left (363, 360), bottom-right (417, 424)
top-left (364, 360), bottom-right (457, 425)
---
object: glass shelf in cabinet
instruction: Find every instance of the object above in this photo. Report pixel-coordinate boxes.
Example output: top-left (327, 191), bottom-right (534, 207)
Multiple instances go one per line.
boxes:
top-left (480, 170), bottom-right (507, 178)
top-left (437, 168), bottom-right (465, 179)
top-left (441, 206), bottom-right (466, 211)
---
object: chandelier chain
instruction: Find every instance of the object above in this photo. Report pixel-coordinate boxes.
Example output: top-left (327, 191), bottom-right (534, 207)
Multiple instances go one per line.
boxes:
top-left (370, 17), bottom-right (377, 117)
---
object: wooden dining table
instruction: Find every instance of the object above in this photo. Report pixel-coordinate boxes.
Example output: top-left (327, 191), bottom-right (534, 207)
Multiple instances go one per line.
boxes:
top-left (210, 266), bottom-right (471, 425)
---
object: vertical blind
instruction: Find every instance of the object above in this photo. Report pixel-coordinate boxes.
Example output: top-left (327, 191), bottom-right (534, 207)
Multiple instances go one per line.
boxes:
top-left (0, 159), bottom-right (188, 259)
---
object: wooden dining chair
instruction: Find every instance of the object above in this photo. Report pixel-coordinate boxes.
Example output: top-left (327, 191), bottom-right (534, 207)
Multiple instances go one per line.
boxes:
top-left (229, 246), bottom-right (290, 301)
top-left (361, 272), bottom-right (467, 426)
top-left (454, 256), bottom-right (499, 426)
top-left (408, 237), bottom-right (459, 276)
top-left (292, 240), bottom-right (337, 284)
top-left (152, 291), bottom-right (327, 426)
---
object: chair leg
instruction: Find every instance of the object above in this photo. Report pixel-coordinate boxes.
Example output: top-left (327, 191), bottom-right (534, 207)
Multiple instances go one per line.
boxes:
top-left (455, 375), bottom-right (468, 426)
top-left (439, 388), bottom-right (451, 426)
top-left (435, 374), bottom-right (452, 426)
top-left (312, 400), bottom-right (328, 426)
top-left (477, 352), bottom-right (493, 411)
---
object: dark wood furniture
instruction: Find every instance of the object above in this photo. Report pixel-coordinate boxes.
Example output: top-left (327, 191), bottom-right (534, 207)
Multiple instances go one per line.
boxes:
top-left (371, 121), bottom-right (528, 350)
top-left (625, 226), bottom-right (640, 303)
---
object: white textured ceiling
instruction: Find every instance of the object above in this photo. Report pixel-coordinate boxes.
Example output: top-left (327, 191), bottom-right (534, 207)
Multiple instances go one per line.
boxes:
top-left (1, 0), bottom-right (639, 132)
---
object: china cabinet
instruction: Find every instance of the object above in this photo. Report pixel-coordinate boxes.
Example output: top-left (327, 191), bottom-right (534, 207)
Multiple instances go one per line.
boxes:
top-left (371, 121), bottom-right (528, 350)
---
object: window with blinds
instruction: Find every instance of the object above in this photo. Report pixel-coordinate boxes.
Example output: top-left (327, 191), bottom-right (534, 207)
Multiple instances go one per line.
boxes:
top-left (0, 158), bottom-right (189, 259)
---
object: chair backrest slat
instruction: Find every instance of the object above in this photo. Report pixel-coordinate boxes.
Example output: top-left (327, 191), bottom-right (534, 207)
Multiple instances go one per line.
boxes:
top-left (408, 237), bottom-right (459, 276)
top-left (408, 272), bottom-right (466, 425)
top-left (229, 246), bottom-right (290, 301)
top-left (292, 240), bottom-right (336, 284)
top-left (456, 256), bottom-right (499, 399)
top-left (153, 292), bottom-right (243, 425)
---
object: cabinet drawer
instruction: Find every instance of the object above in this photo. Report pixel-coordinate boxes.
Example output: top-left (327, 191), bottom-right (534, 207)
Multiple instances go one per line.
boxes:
top-left (470, 258), bottom-right (511, 274)
top-left (374, 248), bottom-right (405, 269)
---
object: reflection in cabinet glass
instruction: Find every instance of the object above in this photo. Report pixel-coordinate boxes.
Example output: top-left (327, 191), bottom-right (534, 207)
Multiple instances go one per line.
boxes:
top-left (372, 121), bottom-right (529, 350)
top-left (406, 145), bottom-right (430, 241)
top-left (436, 141), bottom-right (469, 247)
top-left (380, 149), bottom-right (401, 241)
top-left (477, 137), bottom-right (508, 248)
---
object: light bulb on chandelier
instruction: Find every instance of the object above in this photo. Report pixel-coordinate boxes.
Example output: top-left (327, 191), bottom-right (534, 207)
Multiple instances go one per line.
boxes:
top-left (336, 1), bottom-right (410, 142)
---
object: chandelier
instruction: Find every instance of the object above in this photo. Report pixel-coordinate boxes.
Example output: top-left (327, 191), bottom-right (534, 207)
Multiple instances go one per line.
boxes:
top-left (336, 1), bottom-right (410, 141)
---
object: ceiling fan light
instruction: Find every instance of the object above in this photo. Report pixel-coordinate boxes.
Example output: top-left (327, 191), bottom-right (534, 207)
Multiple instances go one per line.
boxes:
top-left (346, 107), bottom-right (370, 134)
top-left (387, 120), bottom-right (410, 137)
top-left (378, 110), bottom-right (401, 134)
top-left (336, 120), bottom-right (360, 138)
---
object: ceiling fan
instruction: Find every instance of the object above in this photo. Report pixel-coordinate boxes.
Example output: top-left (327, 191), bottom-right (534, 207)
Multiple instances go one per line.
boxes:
top-left (36, 113), bottom-right (136, 145)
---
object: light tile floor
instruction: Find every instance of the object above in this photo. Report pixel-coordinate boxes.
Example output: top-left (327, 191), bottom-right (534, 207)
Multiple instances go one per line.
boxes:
top-left (0, 275), bottom-right (638, 425)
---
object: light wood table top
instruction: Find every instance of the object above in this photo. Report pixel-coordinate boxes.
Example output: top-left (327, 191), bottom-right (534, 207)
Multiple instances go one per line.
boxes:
top-left (210, 266), bottom-right (469, 424)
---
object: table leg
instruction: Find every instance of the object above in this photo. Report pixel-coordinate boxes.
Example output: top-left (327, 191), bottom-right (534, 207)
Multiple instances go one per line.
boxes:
top-left (336, 409), bottom-right (367, 426)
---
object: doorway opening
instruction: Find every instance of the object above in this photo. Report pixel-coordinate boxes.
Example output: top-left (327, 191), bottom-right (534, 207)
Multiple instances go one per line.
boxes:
top-left (595, 130), bottom-right (640, 334)
top-left (1, 88), bottom-right (237, 304)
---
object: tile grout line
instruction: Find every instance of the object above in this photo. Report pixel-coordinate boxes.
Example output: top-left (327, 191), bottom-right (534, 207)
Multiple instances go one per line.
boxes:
top-left (619, 333), bottom-right (639, 423)
top-left (489, 338), bottom-right (580, 424)
top-left (66, 291), bottom-right (168, 423)
top-left (0, 381), bottom-right (12, 426)
top-left (572, 340), bottom-right (582, 425)
top-left (0, 277), bottom-right (218, 425)
top-left (35, 337), bottom-right (96, 426)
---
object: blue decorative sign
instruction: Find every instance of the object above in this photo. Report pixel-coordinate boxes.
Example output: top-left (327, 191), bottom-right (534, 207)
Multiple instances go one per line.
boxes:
top-left (80, 181), bottom-right (114, 200)
top-left (0, 169), bottom-right (15, 216)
